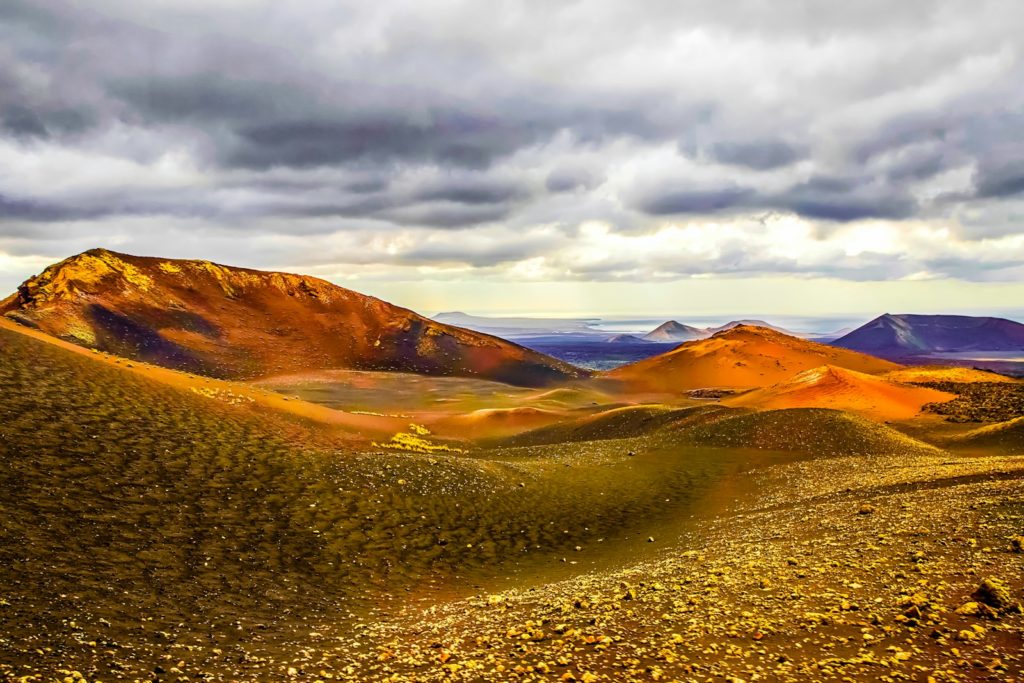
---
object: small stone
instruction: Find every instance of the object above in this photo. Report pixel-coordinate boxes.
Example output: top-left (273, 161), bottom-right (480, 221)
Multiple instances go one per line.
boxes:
top-left (857, 503), bottom-right (875, 515)
top-left (956, 602), bottom-right (981, 616)
top-left (972, 578), bottom-right (1013, 610)
top-left (957, 601), bottom-right (999, 619)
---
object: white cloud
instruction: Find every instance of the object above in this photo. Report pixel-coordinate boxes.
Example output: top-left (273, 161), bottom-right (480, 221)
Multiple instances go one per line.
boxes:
top-left (2, 0), bottom-right (1024, 315)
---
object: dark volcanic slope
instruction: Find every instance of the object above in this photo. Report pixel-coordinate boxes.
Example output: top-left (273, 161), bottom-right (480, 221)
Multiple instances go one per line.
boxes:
top-left (0, 249), bottom-right (584, 385)
top-left (834, 313), bottom-right (1024, 356)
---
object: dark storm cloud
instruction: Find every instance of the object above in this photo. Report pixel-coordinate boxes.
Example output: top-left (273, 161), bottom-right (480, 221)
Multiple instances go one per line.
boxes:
top-left (413, 177), bottom-right (527, 205)
top-left (974, 160), bottom-right (1024, 198)
top-left (1, 106), bottom-right (50, 138)
top-left (634, 174), bottom-right (918, 222)
top-left (226, 114), bottom-right (539, 170)
top-left (0, 194), bottom-right (101, 221)
top-left (110, 75), bottom-right (293, 124)
top-left (400, 237), bottom-right (555, 267)
top-left (851, 117), bottom-right (951, 165)
top-left (883, 145), bottom-right (948, 182)
top-left (378, 203), bottom-right (514, 229)
top-left (774, 175), bottom-right (919, 221)
top-left (545, 167), bottom-right (602, 193)
top-left (708, 140), bottom-right (806, 170)
top-left (637, 185), bottom-right (755, 216)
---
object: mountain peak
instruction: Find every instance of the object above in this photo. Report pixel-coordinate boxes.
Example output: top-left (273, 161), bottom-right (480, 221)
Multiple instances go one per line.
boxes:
top-left (611, 324), bottom-right (897, 392)
top-left (3, 251), bottom-right (586, 385)
top-left (642, 319), bottom-right (705, 342)
top-left (834, 313), bottom-right (1024, 356)
top-left (710, 323), bottom-right (781, 339)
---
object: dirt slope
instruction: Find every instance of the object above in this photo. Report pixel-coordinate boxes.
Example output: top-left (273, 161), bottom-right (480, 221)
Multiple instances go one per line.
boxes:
top-left (1, 249), bottom-right (584, 385)
top-left (948, 417), bottom-right (1024, 452)
top-left (727, 365), bottom-right (955, 421)
top-left (679, 407), bottom-right (942, 457)
top-left (498, 404), bottom-right (738, 447)
top-left (883, 366), bottom-right (1020, 384)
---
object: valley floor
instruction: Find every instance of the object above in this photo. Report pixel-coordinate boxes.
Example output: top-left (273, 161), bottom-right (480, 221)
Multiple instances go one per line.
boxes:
top-left (3, 444), bottom-right (1022, 683)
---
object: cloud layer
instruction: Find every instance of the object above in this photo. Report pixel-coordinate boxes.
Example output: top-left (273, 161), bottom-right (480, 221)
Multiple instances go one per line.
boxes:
top-left (2, 0), bottom-right (1024, 301)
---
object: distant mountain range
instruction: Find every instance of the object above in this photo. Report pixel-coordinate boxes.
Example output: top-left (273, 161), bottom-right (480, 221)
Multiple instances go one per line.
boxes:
top-left (641, 319), bottom-right (801, 342)
top-left (433, 312), bottom-right (856, 343)
top-left (0, 249), bottom-right (585, 386)
top-left (833, 314), bottom-right (1024, 357)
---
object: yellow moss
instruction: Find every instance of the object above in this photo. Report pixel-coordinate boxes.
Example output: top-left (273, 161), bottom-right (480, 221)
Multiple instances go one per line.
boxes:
top-left (188, 261), bottom-right (239, 296)
top-left (64, 321), bottom-right (96, 345)
top-left (189, 386), bottom-right (255, 406)
top-left (372, 428), bottom-right (465, 454)
top-left (183, 260), bottom-right (324, 299)
top-left (93, 251), bottom-right (153, 291)
top-left (157, 261), bottom-right (182, 274)
top-left (32, 250), bottom-right (153, 300)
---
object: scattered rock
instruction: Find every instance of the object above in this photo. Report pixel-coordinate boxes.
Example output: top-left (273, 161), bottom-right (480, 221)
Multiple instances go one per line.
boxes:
top-left (972, 578), bottom-right (1013, 610)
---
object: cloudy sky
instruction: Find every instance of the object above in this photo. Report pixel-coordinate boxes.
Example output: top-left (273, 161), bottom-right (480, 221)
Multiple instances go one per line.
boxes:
top-left (2, 0), bottom-right (1024, 319)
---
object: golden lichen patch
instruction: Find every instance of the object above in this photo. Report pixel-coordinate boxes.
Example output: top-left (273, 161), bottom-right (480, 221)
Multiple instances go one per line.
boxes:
top-left (92, 251), bottom-right (153, 291)
top-left (187, 261), bottom-right (239, 297)
top-left (373, 424), bottom-right (466, 454)
top-left (157, 261), bottom-right (182, 274)
top-left (189, 386), bottom-right (256, 406)
top-left (64, 321), bottom-right (97, 345)
top-left (30, 251), bottom-right (154, 301)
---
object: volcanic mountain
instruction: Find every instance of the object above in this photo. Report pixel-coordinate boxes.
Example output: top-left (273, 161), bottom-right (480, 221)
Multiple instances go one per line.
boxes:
top-left (607, 325), bottom-right (899, 392)
top-left (641, 319), bottom-right (798, 343)
top-left (605, 334), bottom-right (651, 344)
top-left (642, 320), bottom-right (706, 342)
top-left (0, 249), bottom-right (585, 385)
top-left (833, 313), bottom-right (1024, 357)
top-left (705, 319), bottom-right (794, 335)
top-left (726, 365), bottom-right (955, 421)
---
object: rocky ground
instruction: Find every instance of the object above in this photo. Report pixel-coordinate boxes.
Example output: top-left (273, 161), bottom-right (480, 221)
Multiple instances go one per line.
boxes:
top-left (921, 382), bottom-right (1024, 423)
top-left (326, 450), bottom-right (1024, 683)
top-left (4, 448), bottom-right (1021, 683)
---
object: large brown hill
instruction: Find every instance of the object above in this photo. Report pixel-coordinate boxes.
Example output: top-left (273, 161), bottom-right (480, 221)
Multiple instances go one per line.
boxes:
top-left (725, 365), bottom-right (954, 421)
top-left (0, 249), bottom-right (585, 385)
top-left (606, 324), bottom-right (898, 392)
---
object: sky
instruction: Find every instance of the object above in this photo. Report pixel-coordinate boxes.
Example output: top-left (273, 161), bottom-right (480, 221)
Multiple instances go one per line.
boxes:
top-left (2, 0), bottom-right (1024, 320)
